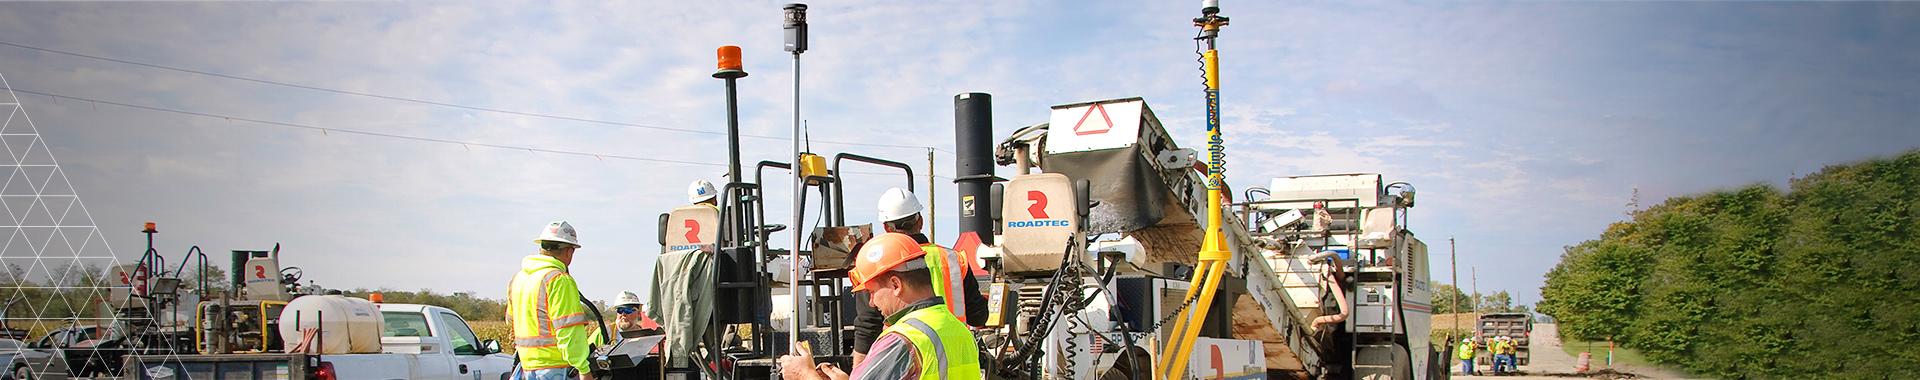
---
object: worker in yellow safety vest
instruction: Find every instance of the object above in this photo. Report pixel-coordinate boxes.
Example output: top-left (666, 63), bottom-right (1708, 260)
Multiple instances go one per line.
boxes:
top-left (507, 221), bottom-right (598, 380)
top-left (1499, 335), bottom-right (1520, 373)
top-left (780, 232), bottom-right (981, 380)
top-left (851, 188), bottom-right (988, 367)
top-left (1458, 337), bottom-right (1478, 375)
top-left (1489, 336), bottom-right (1513, 375)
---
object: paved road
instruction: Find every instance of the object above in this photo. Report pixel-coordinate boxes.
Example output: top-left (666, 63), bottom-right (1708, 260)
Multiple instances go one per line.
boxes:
top-left (1454, 324), bottom-right (1705, 380)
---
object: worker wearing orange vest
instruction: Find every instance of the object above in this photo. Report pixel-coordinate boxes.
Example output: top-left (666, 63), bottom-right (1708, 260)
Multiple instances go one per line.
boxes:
top-left (851, 188), bottom-right (988, 367)
top-left (507, 221), bottom-right (598, 380)
top-left (780, 232), bottom-right (981, 380)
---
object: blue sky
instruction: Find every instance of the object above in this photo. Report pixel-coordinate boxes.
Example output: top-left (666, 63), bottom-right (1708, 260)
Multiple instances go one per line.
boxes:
top-left (0, 1), bottom-right (1915, 309)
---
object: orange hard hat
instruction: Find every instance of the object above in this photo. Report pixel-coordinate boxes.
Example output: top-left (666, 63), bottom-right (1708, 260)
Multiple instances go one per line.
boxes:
top-left (849, 233), bottom-right (928, 292)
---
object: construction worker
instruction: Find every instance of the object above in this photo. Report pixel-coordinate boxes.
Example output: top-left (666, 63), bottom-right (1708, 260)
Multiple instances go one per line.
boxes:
top-left (689, 179), bottom-right (719, 206)
top-left (851, 188), bottom-right (988, 366)
top-left (508, 221), bottom-right (596, 380)
top-left (1490, 336), bottom-right (1513, 375)
top-left (1457, 337), bottom-right (1478, 375)
top-left (592, 291), bottom-right (660, 342)
top-left (1499, 335), bottom-right (1520, 373)
top-left (779, 233), bottom-right (981, 380)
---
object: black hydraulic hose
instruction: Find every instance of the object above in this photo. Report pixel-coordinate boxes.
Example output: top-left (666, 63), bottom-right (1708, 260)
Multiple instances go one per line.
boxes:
top-left (1002, 240), bottom-right (1085, 379)
top-left (1064, 316), bottom-right (1079, 380)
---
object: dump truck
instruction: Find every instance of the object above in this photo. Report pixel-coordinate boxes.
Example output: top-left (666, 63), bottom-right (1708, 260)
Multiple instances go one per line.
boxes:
top-left (1474, 313), bottom-right (1532, 366)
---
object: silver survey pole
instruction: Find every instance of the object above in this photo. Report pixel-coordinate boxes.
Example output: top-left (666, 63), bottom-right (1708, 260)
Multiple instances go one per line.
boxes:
top-left (782, 2), bottom-right (809, 357)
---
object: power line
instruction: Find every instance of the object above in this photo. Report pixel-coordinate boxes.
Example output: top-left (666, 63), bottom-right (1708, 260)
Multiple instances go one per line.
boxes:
top-left (4, 87), bottom-right (960, 180)
top-left (7, 87), bottom-right (720, 166)
top-left (0, 40), bottom-right (956, 154)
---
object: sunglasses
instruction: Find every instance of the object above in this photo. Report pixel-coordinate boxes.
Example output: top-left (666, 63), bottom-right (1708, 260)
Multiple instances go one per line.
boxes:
top-left (615, 307), bottom-right (637, 314)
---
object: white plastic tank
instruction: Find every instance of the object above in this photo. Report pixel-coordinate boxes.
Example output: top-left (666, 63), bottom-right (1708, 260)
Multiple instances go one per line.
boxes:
top-left (279, 295), bottom-right (385, 354)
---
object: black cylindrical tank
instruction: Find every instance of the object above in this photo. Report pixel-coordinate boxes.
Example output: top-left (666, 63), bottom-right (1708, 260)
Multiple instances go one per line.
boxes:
top-left (954, 93), bottom-right (995, 245)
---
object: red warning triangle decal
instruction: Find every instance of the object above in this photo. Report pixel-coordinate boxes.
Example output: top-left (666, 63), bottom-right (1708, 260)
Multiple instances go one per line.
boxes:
top-left (1073, 104), bottom-right (1115, 136)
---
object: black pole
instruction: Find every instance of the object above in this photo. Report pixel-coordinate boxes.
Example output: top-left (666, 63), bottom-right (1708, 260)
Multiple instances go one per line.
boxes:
top-left (715, 47), bottom-right (750, 255)
top-left (724, 79), bottom-right (742, 183)
top-left (954, 92), bottom-right (995, 245)
top-left (230, 250), bottom-right (248, 298)
top-left (714, 51), bottom-right (748, 188)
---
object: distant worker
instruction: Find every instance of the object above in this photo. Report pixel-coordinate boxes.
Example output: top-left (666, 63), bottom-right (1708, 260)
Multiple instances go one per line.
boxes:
top-left (1457, 337), bottom-right (1478, 375)
top-left (689, 179), bottom-right (719, 206)
top-left (1490, 336), bottom-right (1515, 375)
top-left (508, 221), bottom-right (596, 380)
top-left (779, 233), bottom-right (981, 380)
top-left (1500, 335), bottom-right (1520, 373)
top-left (851, 188), bottom-right (989, 366)
top-left (592, 291), bottom-right (661, 342)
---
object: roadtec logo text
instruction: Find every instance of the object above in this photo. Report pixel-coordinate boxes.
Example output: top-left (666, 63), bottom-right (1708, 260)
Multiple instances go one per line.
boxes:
top-left (1007, 220), bottom-right (1070, 228)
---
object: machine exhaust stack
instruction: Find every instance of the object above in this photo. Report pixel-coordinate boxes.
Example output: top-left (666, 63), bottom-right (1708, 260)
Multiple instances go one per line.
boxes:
top-left (954, 92), bottom-right (995, 245)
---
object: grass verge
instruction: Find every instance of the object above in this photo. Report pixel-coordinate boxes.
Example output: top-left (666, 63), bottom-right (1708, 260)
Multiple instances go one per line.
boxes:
top-left (1559, 340), bottom-right (1652, 368)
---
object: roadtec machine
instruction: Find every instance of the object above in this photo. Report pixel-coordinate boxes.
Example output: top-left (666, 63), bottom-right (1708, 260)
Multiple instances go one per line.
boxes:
top-left (596, 2), bottom-right (1445, 380)
top-left (615, 98), bottom-right (1443, 380)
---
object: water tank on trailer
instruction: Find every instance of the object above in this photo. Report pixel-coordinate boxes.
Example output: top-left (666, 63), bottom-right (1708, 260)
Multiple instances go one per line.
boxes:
top-left (279, 294), bottom-right (385, 354)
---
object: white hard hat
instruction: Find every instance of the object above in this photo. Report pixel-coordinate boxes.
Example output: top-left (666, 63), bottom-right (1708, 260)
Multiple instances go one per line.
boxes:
top-left (535, 220), bottom-right (581, 247)
top-left (877, 187), bottom-right (923, 223)
top-left (688, 179), bottom-right (718, 203)
top-left (613, 291), bottom-right (641, 307)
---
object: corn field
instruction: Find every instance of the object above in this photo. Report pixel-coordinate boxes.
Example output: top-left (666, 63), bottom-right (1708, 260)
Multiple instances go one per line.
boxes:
top-left (468, 320), bottom-right (516, 354)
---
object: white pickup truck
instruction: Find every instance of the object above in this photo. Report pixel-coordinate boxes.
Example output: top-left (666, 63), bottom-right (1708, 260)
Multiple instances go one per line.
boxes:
top-left (121, 303), bottom-right (518, 380)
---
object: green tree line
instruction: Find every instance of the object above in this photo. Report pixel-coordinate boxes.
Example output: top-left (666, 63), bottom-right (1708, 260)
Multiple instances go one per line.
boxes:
top-left (341, 288), bottom-right (510, 321)
top-left (0, 262), bottom-right (119, 322)
top-left (1537, 151), bottom-right (1920, 379)
top-left (1431, 283), bottom-right (1532, 315)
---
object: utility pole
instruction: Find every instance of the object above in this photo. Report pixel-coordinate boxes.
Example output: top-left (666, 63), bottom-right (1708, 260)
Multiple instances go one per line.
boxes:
top-left (1472, 267), bottom-right (1480, 316)
top-left (928, 148), bottom-right (937, 243)
top-left (1451, 236), bottom-right (1459, 336)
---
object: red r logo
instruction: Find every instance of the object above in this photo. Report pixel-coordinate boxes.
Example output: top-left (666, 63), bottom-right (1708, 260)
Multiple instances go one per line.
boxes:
top-left (684, 219), bottom-right (701, 244)
top-left (1026, 191), bottom-right (1049, 219)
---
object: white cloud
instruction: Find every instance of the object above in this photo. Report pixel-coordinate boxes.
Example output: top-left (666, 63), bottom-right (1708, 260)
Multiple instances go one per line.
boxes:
top-left (4, 0), bottom-right (1915, 309)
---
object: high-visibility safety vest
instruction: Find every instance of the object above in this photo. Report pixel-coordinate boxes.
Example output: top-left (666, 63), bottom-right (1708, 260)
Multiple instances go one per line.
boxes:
top-left (1458, 341), bottom-right (1477, 360)
top-left (508, 255), bottom-right (594, 373)
top-left (920, 244), bottom-right (968, 325)
top-left (880, 304), bottom-right (982, 380)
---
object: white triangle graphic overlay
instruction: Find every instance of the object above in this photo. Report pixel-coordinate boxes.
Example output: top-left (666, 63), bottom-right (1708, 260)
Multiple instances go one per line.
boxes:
top-left (0, 72), bottom-right (188, 374)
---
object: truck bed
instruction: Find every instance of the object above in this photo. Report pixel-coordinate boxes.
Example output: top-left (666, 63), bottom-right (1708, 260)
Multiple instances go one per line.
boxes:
top-left (123, 354), bottom-right (317, 380)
